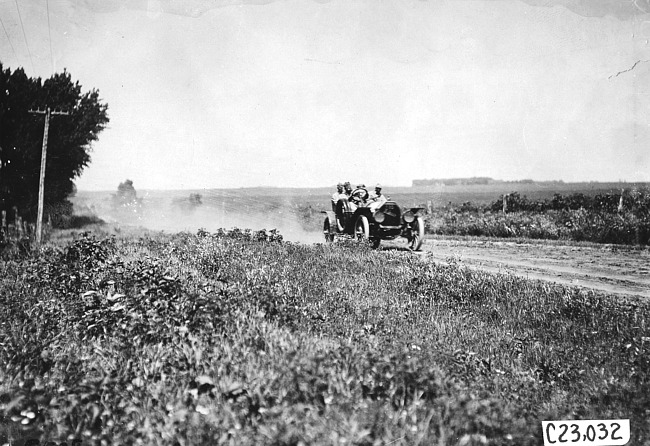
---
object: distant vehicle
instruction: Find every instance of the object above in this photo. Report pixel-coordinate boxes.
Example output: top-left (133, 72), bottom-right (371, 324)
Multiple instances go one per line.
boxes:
top-left (322, 197), bottom-right (425, 250)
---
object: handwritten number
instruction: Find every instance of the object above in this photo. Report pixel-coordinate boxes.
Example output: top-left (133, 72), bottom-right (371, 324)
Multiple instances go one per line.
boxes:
top-left (585, 425), bottom-right (596, 442)
top-left (546, 423), bottom-right (557, 444)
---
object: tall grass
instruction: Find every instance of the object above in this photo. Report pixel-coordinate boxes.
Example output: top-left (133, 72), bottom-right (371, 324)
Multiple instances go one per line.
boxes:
top-left (1, 230), bottom-right (648, 445)
top-left (425, 189), bottom-right (650, 245)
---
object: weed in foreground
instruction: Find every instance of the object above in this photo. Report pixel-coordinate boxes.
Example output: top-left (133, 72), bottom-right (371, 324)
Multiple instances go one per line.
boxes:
top-left (0, 230), bottom-right (648, 445)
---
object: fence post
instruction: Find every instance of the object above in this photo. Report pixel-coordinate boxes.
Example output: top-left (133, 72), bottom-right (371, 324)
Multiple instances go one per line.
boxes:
top-left (16, 215), bottom-right (23, 237)
top-left (1, 210), bottom-right (5, 240)
top-left (502, 194), bottom-right (508, 214)
top-left (427, 200), bottom-right (432, 214)
top-left (617, 190), bottom-right (624, 213)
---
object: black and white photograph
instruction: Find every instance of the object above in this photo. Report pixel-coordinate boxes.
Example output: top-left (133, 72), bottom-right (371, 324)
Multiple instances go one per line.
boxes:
top-left (1, 0), bottom-right (649, 444)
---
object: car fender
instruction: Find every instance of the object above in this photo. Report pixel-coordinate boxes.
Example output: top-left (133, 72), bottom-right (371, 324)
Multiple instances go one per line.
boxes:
top-left (354, 207), bottom-right (374, 220)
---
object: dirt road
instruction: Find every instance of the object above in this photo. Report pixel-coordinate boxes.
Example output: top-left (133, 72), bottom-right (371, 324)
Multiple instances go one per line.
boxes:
top-left (403, 238), bottom-right (650, 298)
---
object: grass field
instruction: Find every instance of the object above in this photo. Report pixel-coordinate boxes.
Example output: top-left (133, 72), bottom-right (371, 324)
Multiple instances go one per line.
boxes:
top-left (1, 227), bottom-right (649, 445)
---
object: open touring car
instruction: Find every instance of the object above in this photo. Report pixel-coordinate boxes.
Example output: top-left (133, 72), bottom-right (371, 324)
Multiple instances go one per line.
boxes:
top-left (322, 197), bottom-right (425, 250)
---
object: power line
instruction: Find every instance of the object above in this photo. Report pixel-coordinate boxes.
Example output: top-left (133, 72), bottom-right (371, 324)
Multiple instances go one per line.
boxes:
top-left (46, 0), bottom-right (54, 73)
top-left (13, 0), bottom-right (34, 73)
top-left (0, 16), bottom-right (18, 66)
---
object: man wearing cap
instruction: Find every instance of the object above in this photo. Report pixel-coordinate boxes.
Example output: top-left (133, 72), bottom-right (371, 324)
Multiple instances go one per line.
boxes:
top-left (368, 184), bottom-right (387, 211)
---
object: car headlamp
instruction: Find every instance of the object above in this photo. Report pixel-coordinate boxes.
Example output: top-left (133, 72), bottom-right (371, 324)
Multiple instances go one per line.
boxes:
top-left (374, 211), bottom-right (386, 223)
top-left (403, 211), bottom-right (415, 223)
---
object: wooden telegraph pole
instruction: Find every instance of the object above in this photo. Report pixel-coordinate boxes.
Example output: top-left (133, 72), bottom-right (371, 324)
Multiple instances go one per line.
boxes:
top-left (29, 107), bottom-right (69, 244)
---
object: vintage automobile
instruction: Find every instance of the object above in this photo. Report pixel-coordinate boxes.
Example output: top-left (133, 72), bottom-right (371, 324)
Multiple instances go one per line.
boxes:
top-left (322, 196), bottom-right (425, 250)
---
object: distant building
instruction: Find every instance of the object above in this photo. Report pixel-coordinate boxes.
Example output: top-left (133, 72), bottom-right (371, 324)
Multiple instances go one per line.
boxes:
top-left (505, 179), bottom-right (534, 184)
top-left (412, 177), bottom-right (495, 187)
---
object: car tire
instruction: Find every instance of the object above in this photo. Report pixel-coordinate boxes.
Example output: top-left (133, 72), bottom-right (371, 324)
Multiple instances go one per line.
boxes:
top-left (323, 218), bottom-right (334, 243)
top-left (355, 215), bottom-right (370, 242)
top-left (408, 216), bottom-right (424, 251)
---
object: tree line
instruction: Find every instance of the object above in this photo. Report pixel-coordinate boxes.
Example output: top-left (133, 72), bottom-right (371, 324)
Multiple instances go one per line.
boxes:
top-left (0, 63), bottom-right (109, 224)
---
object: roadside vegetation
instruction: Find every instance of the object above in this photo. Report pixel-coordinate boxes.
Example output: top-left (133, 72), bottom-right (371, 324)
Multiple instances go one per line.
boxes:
top-left (1, 229), bottom-right (649, 445)
top-left (425, 189), bottom-right (650, 246)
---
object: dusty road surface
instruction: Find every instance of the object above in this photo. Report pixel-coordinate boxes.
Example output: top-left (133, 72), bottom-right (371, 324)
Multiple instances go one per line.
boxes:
top-left (389, 237), bottom-right (650, 298)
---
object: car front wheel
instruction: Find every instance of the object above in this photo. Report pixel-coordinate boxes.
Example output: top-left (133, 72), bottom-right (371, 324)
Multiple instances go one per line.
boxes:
top-left (355, 215), bottom-right (370, 242)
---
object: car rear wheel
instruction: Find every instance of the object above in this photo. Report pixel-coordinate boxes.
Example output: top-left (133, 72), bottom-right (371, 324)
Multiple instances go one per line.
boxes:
top-left (323, 218), bottom-right (334, 243)
top-left (355, 215), bottom-right (370, 242)
top-left (408, 216), bottom-right (424, 251)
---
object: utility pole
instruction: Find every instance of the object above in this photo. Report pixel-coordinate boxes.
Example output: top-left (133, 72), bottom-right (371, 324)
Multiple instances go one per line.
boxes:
top-left (29, 107), bottom-right (69, 244)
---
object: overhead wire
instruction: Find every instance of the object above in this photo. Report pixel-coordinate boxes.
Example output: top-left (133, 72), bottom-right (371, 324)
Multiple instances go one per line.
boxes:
top-left (46, 0), bottom-right (54, 73)
top-left (0, 16), bottom-right (18, 66)
top-left (13, 0), bottom-right (34, 73)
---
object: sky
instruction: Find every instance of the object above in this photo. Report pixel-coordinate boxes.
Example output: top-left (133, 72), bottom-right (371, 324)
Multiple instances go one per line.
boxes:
top-left (1, 0), bottom-right (650, 190)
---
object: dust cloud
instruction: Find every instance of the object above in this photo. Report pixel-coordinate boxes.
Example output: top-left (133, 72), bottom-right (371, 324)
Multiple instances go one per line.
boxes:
top-left (72, 190), bottom-right (325, 244)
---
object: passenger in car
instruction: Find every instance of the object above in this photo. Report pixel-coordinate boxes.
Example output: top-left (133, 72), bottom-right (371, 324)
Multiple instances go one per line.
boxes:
top-left (368, 184), bottom-right (387, 211)
top-left (336, 182), bottom-right (357, 213)
top-left (343, 182), bottom-right (353, 198)
top-left (331, 182), bottom-right (344, 211)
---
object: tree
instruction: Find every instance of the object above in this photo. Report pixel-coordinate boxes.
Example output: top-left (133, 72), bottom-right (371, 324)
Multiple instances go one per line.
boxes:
top-left (116, 179), bottom-right (137, 203)
top-left (0, 63), bottom-right (109, 223)
top-left (112, 179), bottom-right (142, 219)
top-left (113, 179), bottom-right (140, 207)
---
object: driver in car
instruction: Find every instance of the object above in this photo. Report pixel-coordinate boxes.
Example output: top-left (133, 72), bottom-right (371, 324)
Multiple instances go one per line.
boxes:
top-left (350, 184), bottom-right (369, 207)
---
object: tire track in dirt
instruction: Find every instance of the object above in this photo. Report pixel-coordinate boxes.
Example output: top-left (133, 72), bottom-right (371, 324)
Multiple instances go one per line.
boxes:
top-left (412, 238), bottom-right (650, 299)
